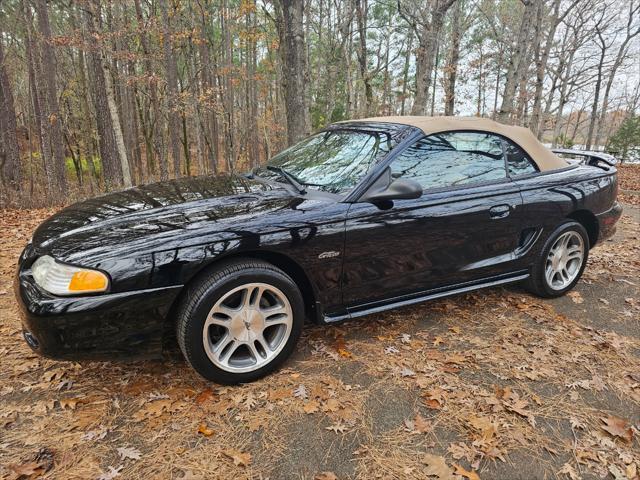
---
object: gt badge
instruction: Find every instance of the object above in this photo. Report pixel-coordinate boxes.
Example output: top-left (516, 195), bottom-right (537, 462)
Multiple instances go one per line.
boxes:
top-left (318, 251), bottom-right (340, 259)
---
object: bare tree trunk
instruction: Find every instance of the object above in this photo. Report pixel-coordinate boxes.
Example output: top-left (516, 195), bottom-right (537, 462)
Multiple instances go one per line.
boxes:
top-left (443, 0), bottom-right (461, 116)
top-left (570, 108), bottom-right (584, 143)
top-left (34, 0), bottom-right (68, 196)
top-left (476, 43), bottom-right (485, 116)
top-left (134, 0), bottom-right (167, 180)
top-left (197, 24), bottom-right (220, 174)
top-left (355, 0), bottom-right (373, 116)
top-left (22, 0), bottom-right (52, 191)
top-left (221, 0), bottom-right (236, 170)
top-left (102, 56), bottom-right (132, 187)
top-left (550, 55), bottom-right (576, 147)
top-left (430, 39), bottom-right (439, 116)
top-left (411, 35), bottom-right (436, 114)
top-left (398, 0), bottom-right (454, 116)
top-left (76, 44), bottom-right (98, 189)
top-left (160, 0), bottom-right (183, 177)
top-left (497, 0), bottom-right (537, 124)
top-left (274, 0), bottom-right (311, 145)
top-left (126, 60), bottom-right (143, 184)
top-left (0, 37), bottom-right (22, 189)
top-left (585, 31), bottom-right (607, 150)
top-left (400, 28), bottom-right (413, 115)
top-left (526, 0), bottom-right (546, 129)
top-left (550, 15), bottom-right (586, 146)
top-left (594, 4), bottom-right (640, 147)
top-left (247, 0), bottom-right (259, 167)
top-left (84, 6), bottom-right (124, 190)
top-left (412, 22), bottom-right (440, 115)
top-left (530, 0), bottom-right (570, 136)
top-left (382, 25), bottom-right (392, 115)
top-left (515, 10), bottom-right (537, 123)
top-left (66, 4), bottom-right (97, 191)
top-left (343, 11), bottom-right (354, 118)
top-left (538, 28), bottom-right (568, 138)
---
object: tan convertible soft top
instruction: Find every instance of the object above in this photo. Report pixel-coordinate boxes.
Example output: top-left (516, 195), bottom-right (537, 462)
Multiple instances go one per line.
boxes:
top-left (346, 116), bottom-right (568, 172)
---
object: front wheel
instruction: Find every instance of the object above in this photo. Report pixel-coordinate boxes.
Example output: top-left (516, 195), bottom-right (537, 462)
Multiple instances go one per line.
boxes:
top-left (525, 221), bottom-right (589, 298)
top-left (176, 259), bottom-right (304, 384)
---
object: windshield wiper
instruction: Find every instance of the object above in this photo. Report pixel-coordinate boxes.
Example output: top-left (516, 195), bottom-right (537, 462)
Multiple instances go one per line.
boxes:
top-left (266, 166), bottom-right (307, 194)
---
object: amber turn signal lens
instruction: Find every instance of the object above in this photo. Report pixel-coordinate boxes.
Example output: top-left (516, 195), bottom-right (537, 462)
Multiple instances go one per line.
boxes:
top-left (68, 270), bottom-right (108, 293)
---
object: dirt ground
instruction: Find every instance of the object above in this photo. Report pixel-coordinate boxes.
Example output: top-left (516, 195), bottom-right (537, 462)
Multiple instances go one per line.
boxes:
top-left (1, 188), bottom-right (639, 479)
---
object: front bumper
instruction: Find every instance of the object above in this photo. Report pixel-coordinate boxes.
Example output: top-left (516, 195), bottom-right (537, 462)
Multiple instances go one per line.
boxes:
top-left (596, 201), bottom-right (623, 245)
top-left (14, 271), bottom-right (182, 360)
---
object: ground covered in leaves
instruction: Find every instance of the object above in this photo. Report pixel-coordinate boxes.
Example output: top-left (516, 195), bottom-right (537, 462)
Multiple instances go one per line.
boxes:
top-left (619, 164), bottom-right (640, 206)
top-left (1, 174), bottom-right (639, 480)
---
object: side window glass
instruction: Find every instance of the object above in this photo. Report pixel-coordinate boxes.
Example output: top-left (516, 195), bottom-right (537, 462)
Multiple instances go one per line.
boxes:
top-left (391, 132), bottom-right (507, 190)
top-left (504, 140), bottom-right (538, 176)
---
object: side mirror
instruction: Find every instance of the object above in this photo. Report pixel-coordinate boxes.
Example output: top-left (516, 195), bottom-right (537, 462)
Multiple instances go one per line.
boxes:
top-left (360, 167), bottom-right (423, 204)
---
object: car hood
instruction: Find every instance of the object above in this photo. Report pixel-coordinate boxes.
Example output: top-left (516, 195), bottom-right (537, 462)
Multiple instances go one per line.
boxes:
top-left (31, 174), bottom-right (297, 262)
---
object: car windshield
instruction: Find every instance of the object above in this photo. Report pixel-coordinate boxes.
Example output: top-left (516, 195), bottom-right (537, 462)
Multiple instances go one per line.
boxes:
top-left (260, 129), bottom-right (395, 193)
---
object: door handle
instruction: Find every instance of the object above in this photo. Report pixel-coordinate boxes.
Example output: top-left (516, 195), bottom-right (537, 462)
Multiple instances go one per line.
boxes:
top-left (489, 204), bottom-right (511, 219)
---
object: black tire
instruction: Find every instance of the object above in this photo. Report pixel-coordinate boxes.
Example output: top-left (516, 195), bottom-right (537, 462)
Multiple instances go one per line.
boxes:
top-left (176, 258), bottom-right (304, 384)
top-left (524, 221), bottom-right (589, 298)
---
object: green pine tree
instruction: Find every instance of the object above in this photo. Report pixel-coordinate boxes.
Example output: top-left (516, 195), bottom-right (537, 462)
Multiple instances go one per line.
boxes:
top-left (607, 116), bottom-right (640, 163)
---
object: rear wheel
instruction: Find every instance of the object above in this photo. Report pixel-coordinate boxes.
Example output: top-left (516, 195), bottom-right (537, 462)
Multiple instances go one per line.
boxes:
top-left (525, 221), bottom-right (589, 298)
top-left (176, 259), bottom-right (304, 384)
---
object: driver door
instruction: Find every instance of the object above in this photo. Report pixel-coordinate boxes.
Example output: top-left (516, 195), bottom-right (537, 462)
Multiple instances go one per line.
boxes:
top-left (342, 131), bottom-right (525, 309)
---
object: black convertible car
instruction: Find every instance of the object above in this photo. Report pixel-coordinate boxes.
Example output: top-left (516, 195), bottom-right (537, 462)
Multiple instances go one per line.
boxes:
top-left (15, 116), bottom-right (622, 384)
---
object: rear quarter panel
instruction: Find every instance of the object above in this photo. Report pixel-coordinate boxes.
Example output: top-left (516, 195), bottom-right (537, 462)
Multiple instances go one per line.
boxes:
top-left (514, 164), bottom-right (618, 263)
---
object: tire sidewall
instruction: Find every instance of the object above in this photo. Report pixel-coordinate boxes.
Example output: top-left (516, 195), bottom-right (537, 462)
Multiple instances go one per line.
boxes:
top-left (537, 221), bottom-right (589, 296)
top-left (183, 268), bottom-right (304, 384)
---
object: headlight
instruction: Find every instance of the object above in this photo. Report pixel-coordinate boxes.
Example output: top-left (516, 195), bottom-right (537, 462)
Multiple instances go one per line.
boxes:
top-left (31, 255), bottom-right (109, 295)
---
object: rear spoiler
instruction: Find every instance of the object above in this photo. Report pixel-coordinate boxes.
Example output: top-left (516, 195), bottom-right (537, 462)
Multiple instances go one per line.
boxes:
top-left (552, 149), bottom-right (618, 171)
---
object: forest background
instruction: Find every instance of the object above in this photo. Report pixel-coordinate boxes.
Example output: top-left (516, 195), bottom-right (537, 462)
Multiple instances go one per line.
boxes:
top-left (0, 0), bottom-right (639, 207)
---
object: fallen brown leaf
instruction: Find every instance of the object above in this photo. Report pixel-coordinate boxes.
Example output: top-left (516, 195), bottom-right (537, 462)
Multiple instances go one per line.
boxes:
top-left (303, 400), bottom-right (320, 414)
top-left (222, 449), bottom-right (251, 467)
top-left (314, 473), bottom-right (338, 480)
top-left (467, 415), bottom-right (497, 442)
top-left (454, 463), bottom-right (480, 480)
top-left (414, 414), bottom-right (431, 433)
top-left (8, 461), bottom-right (45, 478)
top-left (322, 398), bottom-right (340, 412)
top-left (567, 291), bottom-right (584, 304)
top-left (246, 417), bottom-right (267, 432)
top-left (325, 422), bottom-right (347, 433)
top-left (600, 415), bottom-right (633, 443)
top-left (177, 470), bottom-right (205, 480)
top-left (132, 399), bottom-right (174, 422)
top-left (117, 446), bottom-right (142, 461)
top-left (59, 397), bottom-right (83, 410)
top-left (422, 454), bottom-right (456, 480)
top-left (268, 387), bottom-right (290, 402)
top-left (504, 399), bottom-right (536, 427)
top-left (194, 389), bottom-right (216, 404)
top-left (422, 388), bottom-right (445, 410)
top-left (557, 463), bottom-right (580, 480)
top-left (448, 442), bottom-right (476, 463)
top-left (197, 423), bottom-right (214, 437)
top-left (337, 348), bottom-right (353, 359)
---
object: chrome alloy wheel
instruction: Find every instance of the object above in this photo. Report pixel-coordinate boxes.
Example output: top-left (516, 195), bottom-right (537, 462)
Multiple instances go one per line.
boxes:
top-left (545, 231), bottom-right (585, 290)
top-left (202, 283), bottom-right (293, 373)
